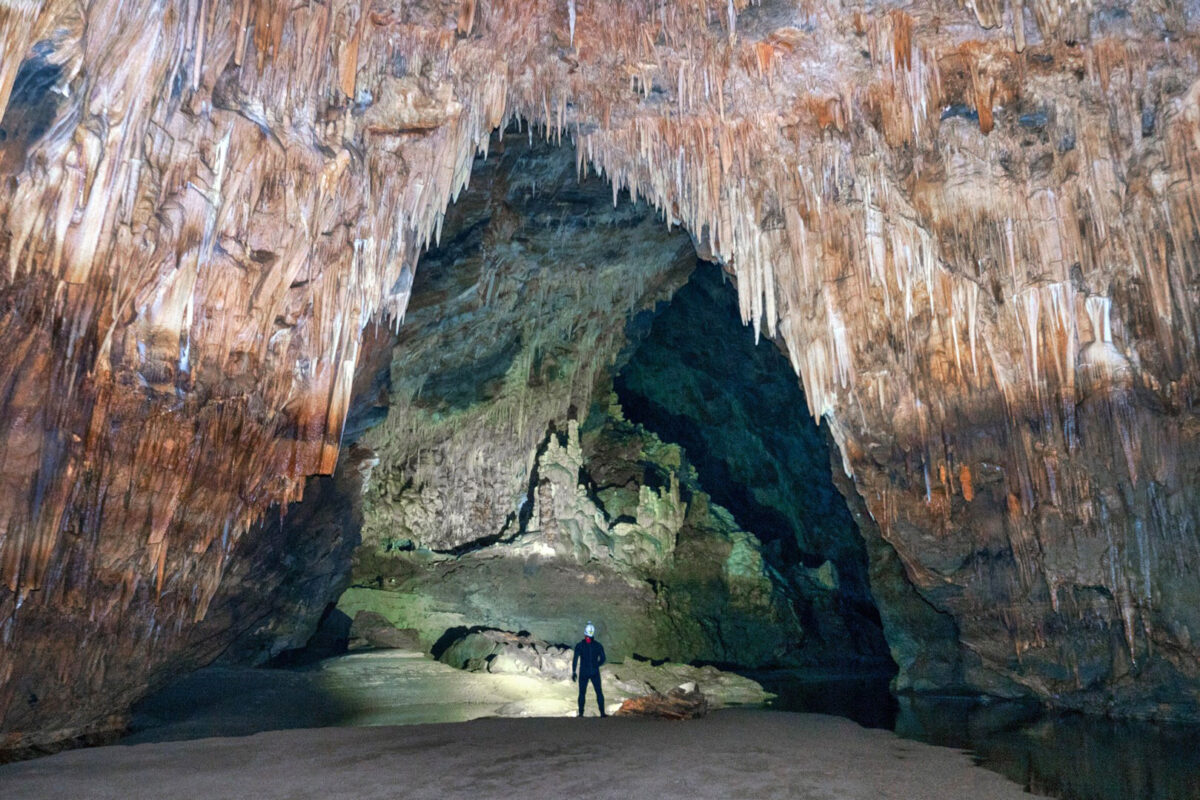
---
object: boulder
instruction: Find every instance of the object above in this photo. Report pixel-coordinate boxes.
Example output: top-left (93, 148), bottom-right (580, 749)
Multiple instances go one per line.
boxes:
top-left (606, 661), bottom-right (771, 708)
top-left (436, 629), bottom-right (573, 681)
top-left (348, 611), bottom-right (423, 651)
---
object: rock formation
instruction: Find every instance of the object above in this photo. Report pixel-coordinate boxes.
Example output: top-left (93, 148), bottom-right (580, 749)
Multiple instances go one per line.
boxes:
top-left (339, 143), bottom-right (888, 671)
top-left (353, 132), bottom-right (694, 555)
top-left (616, 262), bottom-right (892, 665)
top-left (342, 404), bottom-right (821, 667)
top-left (3, 0), bottom-right (1200, 750)
top-left (433, 627), bottom-right (769, 711)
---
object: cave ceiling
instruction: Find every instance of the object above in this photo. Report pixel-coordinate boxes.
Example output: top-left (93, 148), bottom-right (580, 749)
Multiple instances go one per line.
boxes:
top-left (3, 0), bottom-right (1200, 747)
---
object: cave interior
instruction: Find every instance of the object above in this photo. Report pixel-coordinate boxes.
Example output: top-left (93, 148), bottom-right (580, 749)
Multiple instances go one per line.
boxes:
top-left (4, 1), bottom-right (1200, 797)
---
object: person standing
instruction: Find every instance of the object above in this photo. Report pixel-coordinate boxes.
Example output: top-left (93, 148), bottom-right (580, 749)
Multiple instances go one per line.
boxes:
top-left (572, 621), bottom-right (606, 717)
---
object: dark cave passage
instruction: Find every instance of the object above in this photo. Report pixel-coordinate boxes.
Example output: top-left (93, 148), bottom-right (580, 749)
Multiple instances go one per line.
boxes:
top-left (324, 129), bottom-right (904, 676)
top-left (612, 262), bottom-right (892, 670)
top-left (320, 129), bottom-right (901, 675)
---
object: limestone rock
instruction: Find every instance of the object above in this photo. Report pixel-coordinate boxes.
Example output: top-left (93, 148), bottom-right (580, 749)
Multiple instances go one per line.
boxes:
top-left (348, 611), bottom-right (422, 652)
top-left (436, 629), bottom-right (574, 682)
top-left (605, 662), bottom-right (772, 709)
top-left (342, 401), bottom-right (813, 669)
top-left (340, 136), bottom-right (822, 672)
top-left (4, 0), bottom-right (1200, 749)
top-left (358, 135), bottom-right (696, 557)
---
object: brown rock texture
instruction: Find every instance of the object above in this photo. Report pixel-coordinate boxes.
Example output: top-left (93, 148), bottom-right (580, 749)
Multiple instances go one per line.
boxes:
top-left (616, 683), bottom-right (709, 719)
top-left (2, 0), bottom-right (1200, 747)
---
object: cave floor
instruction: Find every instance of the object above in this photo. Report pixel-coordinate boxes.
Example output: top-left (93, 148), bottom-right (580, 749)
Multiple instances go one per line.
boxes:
top-left (88, 647), bottom-right (1200, 796)
top-left (0, 709), bottom-right (1045, 800)
top-left (0, 651), bottom-right (1043, 798)
top-left (119, 650), bottom-right (771, 744)
top-left (122, 650), bottom-right (589, 743)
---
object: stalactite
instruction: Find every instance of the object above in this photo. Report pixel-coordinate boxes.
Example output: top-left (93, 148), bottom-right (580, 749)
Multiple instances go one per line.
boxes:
top-left (1, 0), bottom-right (1200, 747)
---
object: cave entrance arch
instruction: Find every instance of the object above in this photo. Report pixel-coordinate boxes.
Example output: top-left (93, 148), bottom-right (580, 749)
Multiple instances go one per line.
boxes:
top-left (333, 127), bottom-right (896, 686)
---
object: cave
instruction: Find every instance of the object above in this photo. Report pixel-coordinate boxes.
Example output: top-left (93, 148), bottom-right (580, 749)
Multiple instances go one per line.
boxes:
top-left (306, 133), bottom-right (898, 684)
top-left (4, 2), bottom-right (1200, 799)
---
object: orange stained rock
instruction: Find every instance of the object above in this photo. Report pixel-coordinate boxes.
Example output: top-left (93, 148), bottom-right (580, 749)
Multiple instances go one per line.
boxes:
top-left (959, 465), bottom-right (974, 503)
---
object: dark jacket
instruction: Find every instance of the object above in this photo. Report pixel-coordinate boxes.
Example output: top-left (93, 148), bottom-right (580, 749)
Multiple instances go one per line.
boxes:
top-left (573, 637), bottom-right (606, 677)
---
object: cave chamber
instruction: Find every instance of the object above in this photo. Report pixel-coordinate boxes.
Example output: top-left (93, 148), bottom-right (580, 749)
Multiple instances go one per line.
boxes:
top-left (4, 2), bottom-right (1200, 797)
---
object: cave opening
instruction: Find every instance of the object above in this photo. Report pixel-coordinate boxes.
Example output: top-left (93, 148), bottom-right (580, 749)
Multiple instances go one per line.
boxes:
top-left (324, 127), bottom-right (898, 688)
top-left (121, 128), bottom-right (902, 744)
top-left (10, 114), bottom-right (1199, 797)
top-left (106, 130), bottom-right (1200, 800)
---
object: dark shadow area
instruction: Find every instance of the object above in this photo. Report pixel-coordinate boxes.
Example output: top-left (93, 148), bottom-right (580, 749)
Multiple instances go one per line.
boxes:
top-left (614, 262), bottom-right (892, 667)
top-left (122, 666), bottom-right (363, 745)
top-left (267, 606), bottom-right (352, 668)
top-left (896, 697), bottom-right (1200, 800)
top-left (754, 669), bottom-right (900, 729)
top-left (430, 625), bottom-right (485, 661)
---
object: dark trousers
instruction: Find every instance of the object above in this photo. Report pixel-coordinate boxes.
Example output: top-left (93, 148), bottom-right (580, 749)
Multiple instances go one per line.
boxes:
top-left (578, 673), bottom-right (604, 715)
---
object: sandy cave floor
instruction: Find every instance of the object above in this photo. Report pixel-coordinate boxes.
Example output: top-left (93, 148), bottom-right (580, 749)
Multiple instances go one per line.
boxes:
top-left (123, 650), bottom-right (604, 740)
top-left (0, 709), bottom-right (1049, 800)
top-left (112, 650), bottom-right (779, 743)
top-left (0, 650), bottom-right (1047, 800)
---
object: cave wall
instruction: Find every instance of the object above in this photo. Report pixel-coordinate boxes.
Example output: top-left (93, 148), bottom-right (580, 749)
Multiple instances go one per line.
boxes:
top-left (0, 444), bottom-right (371, 759)
top-left (3, 0), bottom-right (1200, 746)
top-left (343, 409), bottom-right (810, 667)
top-left (357, 132), bottom-right (696, 553)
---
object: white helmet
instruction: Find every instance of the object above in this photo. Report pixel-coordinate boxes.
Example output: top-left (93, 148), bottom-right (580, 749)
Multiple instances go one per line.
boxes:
top-left (584, 622), bottom-right (596, 637)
